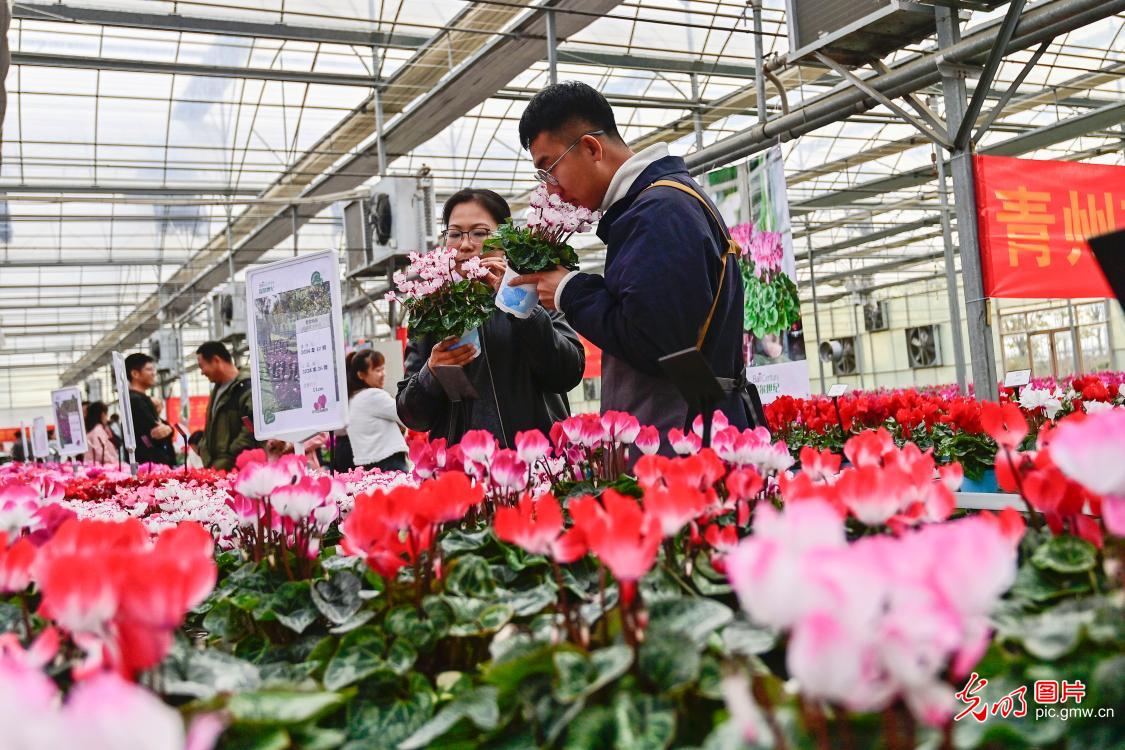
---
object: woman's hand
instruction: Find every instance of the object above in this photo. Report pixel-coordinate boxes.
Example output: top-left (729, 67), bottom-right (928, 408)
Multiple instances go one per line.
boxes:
top-left (427, 337), bottom-right (477, 373)
top-left (479, 256), bottom-right (506, 291)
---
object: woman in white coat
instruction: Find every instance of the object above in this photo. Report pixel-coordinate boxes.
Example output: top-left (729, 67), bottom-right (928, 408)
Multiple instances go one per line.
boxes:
top-left (347, 349), bottom-right (408, 472)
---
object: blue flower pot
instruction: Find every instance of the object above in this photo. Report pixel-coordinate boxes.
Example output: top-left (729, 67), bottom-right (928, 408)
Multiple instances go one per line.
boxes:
top-left (449, 327), bottom-right (481, 357)
top-left (960, 469), bottom-right (999, 493)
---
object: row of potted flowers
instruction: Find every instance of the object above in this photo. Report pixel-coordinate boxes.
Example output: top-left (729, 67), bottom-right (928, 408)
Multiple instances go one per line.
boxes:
top-left (0, 401), bottom-right (1121, 749)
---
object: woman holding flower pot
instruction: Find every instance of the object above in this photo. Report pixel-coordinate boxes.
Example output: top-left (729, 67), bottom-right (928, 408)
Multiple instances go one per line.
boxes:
top-left (395, 189), bottom-right (585, 447)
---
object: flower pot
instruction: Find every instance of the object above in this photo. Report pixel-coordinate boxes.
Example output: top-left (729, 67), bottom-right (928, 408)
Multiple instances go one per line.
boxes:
top-left (960, 468), bottom-right (999, 493)
top-left (494, 265), bottom-right (539, 319)
top-left (448, 326), bottom-right (481, 359)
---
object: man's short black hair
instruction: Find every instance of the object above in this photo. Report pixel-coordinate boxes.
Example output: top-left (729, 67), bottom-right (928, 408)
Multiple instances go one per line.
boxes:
top-left (518, 81), bottom-right (622, 150)
top-left (124, 352), bottom-right (154, 380)
top-left (196, 340), bottom-right (233, 363)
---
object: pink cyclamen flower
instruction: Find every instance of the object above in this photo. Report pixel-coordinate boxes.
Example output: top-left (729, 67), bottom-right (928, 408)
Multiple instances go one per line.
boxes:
top-left (1048, 409), bottom-right (1125, 498)
top-left (602, 411), bottom-right (641, 444)
top-left (232, 455), bottom-right (305, 500)
top-left (514, 430), bottom-right (550, 465)
top-left (270, 475), bottom-right (332, 521)
top-left (692, 410), bottom-right (730, 438)
top-left (635, 426), bottom-right (661, 455)
top-left (668, 429), bottom-right (701, 456)
top-left (490, 450), bottom-right (529, 492)
top-left (459, 430), bottom-right (497, 465)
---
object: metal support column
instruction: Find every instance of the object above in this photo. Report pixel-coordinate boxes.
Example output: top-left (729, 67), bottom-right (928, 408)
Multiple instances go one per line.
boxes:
top-left (751, 0), bottom-right (767, 125)
top-left (690, 72), bottom-right (704, 151)
top-left (934, 143), bottom-right (968, 392)
top-left (225, 202), bottom-right (235, 283)
top-left (546, 9), bottom-right (558, 85)
top-left (1067, 300), bottom-right (1082, 374)
top-left (291, 205), bottom-right (299, 258)
top-left (852, 302), bottom-right (866, 390)
top-left (937, 6), bottom-right (998, 400)
top-left (805, 223), bottom-right (828, 393)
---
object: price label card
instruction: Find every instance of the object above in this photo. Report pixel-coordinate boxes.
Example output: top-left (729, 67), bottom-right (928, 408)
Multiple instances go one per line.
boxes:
top-left (51, 386), bottom-right (88, 457)
top-left (1004, 369), bottom-right (1032, 388)
top-left (827, 384), bottom-right (849, 398)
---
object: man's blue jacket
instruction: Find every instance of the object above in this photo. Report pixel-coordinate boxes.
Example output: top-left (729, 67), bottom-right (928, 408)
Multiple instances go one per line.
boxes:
top-left (559, 154), bottom-right (750, 440)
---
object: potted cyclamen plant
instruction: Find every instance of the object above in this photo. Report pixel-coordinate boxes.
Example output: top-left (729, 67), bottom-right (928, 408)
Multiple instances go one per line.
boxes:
top-left (485, 185), bottom-right (599, 318)
top-left (385, 247), bottom-right (494, 355)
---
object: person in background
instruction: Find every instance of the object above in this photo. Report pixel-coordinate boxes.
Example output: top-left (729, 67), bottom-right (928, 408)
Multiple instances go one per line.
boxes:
top-left (186, 430), bottom-right (205, 469)
top-left (512, 82), bottom-right (752, 445)
top-left (83, 400), bottom-right (118, 466)
top-left (397, 189), bottom-right (584, 447)
top-left (330, 351), bottom-right (359, 472)
top-left (349, 349), bottom-right (408, 472)
top-left (107, 413), bottom-right (123, 451)
top-left (124, 352), bottom-right (176, 466)
top-left (195, 341), bottom-right (257, 471)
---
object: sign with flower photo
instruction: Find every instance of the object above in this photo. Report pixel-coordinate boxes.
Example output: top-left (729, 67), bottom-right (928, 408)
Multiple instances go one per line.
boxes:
top-left (245, 249), bottom-right (348, 440)
top-left (708, 145), bottom-right (810, 402)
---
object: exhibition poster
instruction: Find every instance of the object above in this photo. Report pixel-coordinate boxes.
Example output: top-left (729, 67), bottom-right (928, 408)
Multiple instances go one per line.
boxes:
top-left (51, 386), bottom-right (88, 456)
top-left (708, 145), bottom-right (811, 402)
top-left (245, 249), bottom-right (348, 440)
top-left (111, 351), bottom-right (138, 453)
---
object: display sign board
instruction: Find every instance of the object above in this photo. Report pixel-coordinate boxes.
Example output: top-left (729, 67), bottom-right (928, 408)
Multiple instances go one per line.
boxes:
top-left (111, 351), bottom-right (137, 452)
top-left (246, 249), bottom-right (348, 440)
top-left (1003, 369), bottom-right (1032, 389)
top-left (827, 383), bottom-right (849, 398)
top-left (51, 386), bottom-right (88, 456)
top-left (709, 145), bottom-right (811, 403)
top-left (19, 421), bottom-right (29, 461)
top-left (31, 416), bottom-right (49, 459)
top-left (975, 155), bottom-right (1120, 299)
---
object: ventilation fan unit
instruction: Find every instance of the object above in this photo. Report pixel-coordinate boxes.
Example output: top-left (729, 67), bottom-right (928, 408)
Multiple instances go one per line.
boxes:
top-left (85, 378), bottom-right (103, 404)
top-left (906, 324), bottom-right (942, 368)
top-left (863, 300), bottom-right (889, 332)
top-left (148, 329), bottom-right (182, 374)
top-left (344, 175), bottom-right (435, 276)
top-left (784, 1), bottom-right (1003, 65)
top-left (819, 336), bottom-right (859, 376)
top-left (210, 282), bottom-right (247, 342)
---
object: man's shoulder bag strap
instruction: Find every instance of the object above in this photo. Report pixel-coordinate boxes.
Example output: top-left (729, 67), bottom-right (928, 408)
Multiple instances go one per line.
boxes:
top-left (642, 179), bottom-right (768, 430)
top-left (641, 179), bottom-right (741, 351)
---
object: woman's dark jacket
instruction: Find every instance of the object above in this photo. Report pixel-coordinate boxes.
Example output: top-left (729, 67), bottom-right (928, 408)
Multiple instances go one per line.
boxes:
top-left (396, 306), bottom-right (584, 448)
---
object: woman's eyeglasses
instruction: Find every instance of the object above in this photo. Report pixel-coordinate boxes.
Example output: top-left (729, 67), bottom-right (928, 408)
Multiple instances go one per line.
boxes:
top-left (441, 228), bottom-right (492, 245)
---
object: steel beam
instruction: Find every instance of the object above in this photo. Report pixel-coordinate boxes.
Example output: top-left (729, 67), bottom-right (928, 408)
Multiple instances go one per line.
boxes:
top-left (60, 0), bottom-right (622, 384)
top-left (12, 51), bottom-right (379, 87)
top-left (0, 183), bottom-right (260, 195)
top-left (793, 100), bottom-right (1125, 211)
top-left (11, 2), bottom-right (430, 48)
top-left (684, 0), bottom-right (1125, 174)
top-left (937, 5), bottom-right (997, 401)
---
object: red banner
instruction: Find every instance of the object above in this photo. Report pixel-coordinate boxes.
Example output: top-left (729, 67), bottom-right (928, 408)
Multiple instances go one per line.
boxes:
top-left (579, 335), bottom-right (602, 379)
top-left (165, 396), bottom-right (210, 434)
top-left (975, 155), bottom-right (1121, 298)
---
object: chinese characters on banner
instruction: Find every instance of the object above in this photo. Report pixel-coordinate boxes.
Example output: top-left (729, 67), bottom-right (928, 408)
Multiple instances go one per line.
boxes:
top-left (975, 155), bottom-right (1121, 298)
top-left (165, 396), bottom-right (210, 434)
